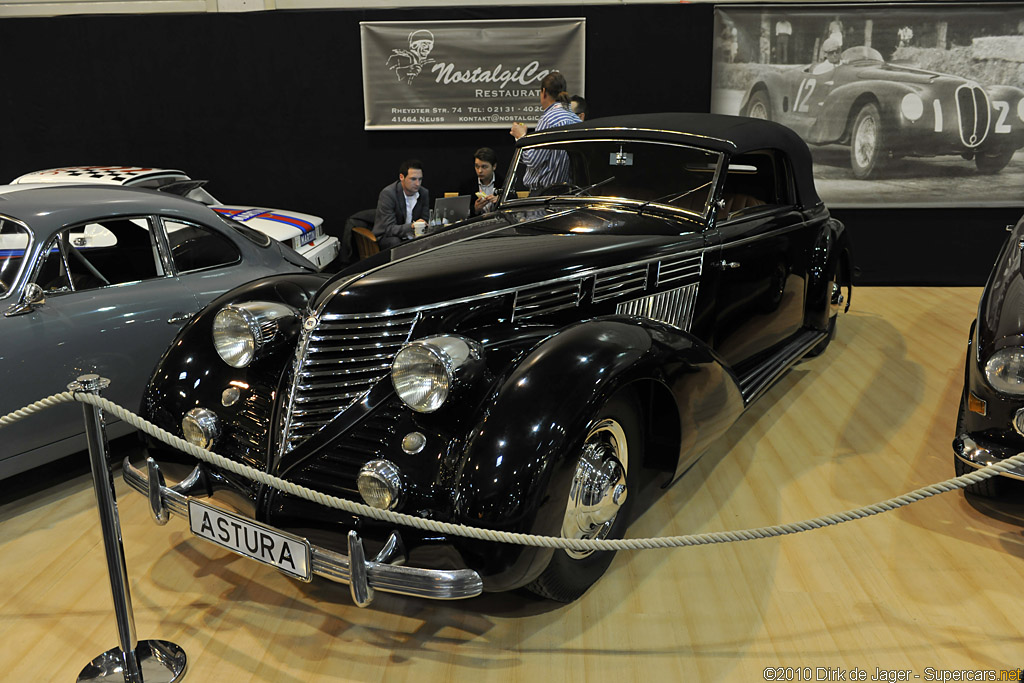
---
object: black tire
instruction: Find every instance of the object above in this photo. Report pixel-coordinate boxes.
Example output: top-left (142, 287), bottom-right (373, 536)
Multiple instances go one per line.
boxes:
top-left (975, 149), bottom-right (1015, 175)
top-left (526, 391), bottom-right (643, 603)
top-left (745, 91), bottom-right (771, 120)
top-left (849, 102), bottom-right (888, 179)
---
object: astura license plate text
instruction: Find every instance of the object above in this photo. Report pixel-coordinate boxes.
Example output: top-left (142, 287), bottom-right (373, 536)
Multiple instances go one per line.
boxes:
top-left (188, 500), bottom-right (312, 580)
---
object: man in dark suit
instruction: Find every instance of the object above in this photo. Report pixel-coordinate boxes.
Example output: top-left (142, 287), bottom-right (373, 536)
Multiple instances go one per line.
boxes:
top-left (457, 147), bottom-right (502, 216)
top-left (373, 159), bottom-right (430, 249)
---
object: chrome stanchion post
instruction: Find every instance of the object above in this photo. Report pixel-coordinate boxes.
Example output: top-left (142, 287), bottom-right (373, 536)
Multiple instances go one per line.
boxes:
top-left (71, 374), bottom-right (187, 683)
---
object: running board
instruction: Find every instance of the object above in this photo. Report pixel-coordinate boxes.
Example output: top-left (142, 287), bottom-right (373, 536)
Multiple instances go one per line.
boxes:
top-left (736, 329), bottom-right (827, 405)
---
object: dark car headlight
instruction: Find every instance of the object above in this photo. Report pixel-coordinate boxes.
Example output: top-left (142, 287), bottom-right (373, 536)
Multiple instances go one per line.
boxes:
top-left (391, 335), bottom-right (483, 413)
top-left (212, 301), bottom-right (297, 368)
top-left (984, 347), bottom-right (1024, 395)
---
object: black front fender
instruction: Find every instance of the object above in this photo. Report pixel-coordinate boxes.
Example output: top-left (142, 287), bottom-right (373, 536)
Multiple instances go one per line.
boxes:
top-left (449, 317), bottom-right (743, 591)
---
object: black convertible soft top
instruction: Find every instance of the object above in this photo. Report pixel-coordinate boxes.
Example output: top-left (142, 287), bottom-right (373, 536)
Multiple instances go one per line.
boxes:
top-left (519, 112), bottom-right (822, 207)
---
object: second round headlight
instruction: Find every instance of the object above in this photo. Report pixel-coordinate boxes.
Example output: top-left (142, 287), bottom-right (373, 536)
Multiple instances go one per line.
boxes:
top-left (391, 335), bottom-right (481, 413)
top-left (985, 347), bottom-right (1024, 395)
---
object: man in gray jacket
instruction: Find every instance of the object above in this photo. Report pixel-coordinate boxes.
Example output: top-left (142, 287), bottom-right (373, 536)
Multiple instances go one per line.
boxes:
top-left (373, 160), bottom-right (430, 249)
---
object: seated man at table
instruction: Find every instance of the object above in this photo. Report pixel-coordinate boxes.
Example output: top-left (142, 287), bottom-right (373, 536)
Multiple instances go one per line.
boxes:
top-left (373, 159), bottom-right (430, 249)
top-left (457, 147), bottom-right (502, 215)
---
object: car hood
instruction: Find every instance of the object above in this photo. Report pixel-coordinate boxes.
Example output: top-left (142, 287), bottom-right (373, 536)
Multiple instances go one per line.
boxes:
top-left (978, 219), bottom-right (1024, 358)
top-left (312, 205), bottom-right (704, 316)
top-left (213, 204), bottom-right (321, 241)
top-left (853, 62), bottom-right (965, 86)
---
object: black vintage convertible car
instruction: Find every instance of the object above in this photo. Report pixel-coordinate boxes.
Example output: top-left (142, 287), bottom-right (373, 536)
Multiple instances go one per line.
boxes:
top-left (954, 216), bottom-right (1024, 497)
top-left (123, 113), bottom-right (852, 605)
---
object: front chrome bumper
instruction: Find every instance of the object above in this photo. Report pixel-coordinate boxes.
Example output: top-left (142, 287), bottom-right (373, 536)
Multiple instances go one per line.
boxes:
top-left (954, 434), bottom-right (1024, 481)
top-left (122, 458), bottom-right (483, 606)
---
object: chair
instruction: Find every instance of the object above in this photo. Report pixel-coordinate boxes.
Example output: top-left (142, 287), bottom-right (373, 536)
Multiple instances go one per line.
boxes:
top-left (352, 226), bottom-right (380, 259)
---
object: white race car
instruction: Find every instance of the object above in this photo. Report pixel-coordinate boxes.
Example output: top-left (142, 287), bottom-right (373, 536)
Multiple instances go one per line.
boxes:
top-left (12, 166), bottom-right (340, 270)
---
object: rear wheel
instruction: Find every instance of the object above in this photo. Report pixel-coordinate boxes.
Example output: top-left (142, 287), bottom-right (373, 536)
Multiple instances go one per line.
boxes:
top-left (526, 392), bottom-right (642, 602)
top-left (849, 102), bottom-right (887, 179)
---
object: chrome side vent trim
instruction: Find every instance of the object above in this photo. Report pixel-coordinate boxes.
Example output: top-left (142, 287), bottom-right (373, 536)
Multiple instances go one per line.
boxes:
top-left (513, 280), bottom-right (583, 320)
top-left (617, 283), bottom-right (699, 331)
top-left (280, 311), bottom-right (418, 453)
top-left (657, 252), bottom-right (703, 287)
top-left (593, 264), bottom-right (648, 303)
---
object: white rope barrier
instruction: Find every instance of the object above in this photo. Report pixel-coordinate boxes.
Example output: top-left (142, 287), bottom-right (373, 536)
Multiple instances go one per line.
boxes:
top-left (5, 391), bottom-right (1021, 553)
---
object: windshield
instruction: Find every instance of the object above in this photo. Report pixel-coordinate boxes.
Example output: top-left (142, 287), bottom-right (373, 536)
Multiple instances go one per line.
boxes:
top-left (504, 139), bottom-right (722, 216)
top-left (0, 218), bottom-right (30, 297)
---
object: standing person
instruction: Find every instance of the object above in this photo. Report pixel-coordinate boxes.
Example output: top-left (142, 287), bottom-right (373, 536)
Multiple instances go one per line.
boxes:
top-left (458, 147), bottom-right (502, 215)
top-left (775, 18), bottom-right (792, 63)
top-left (509, 71), bottom-right (582, 193)
top-left (570, 94), bottom-right (588, 121)
top-left (373, 159), bottom-right (429, 249)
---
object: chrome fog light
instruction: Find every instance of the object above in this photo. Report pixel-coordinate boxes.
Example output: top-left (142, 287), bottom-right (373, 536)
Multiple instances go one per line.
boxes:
top-left (182, 408), bottom-right (220, 449)
top-left (391, 335), bottom-right (483, 413)
top-left (1014, 408), bottom-right (1024, 436)
top-left (212, 301), bottom-right (296, 368)
top-left (984, 347), bottom-right (1024, 395)
top-left (357, 460), bottom-right (404, 510)
top-left (402, 431), bottom-right (427, 454)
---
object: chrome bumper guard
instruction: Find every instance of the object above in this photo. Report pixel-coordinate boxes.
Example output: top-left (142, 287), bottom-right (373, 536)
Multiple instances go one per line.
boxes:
top-left (122, 458), bottom-right (483, 607)
top-left (954, 434), bottom-right (1024, 481)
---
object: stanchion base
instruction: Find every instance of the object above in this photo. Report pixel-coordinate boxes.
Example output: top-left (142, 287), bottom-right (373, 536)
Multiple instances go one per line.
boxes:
top-left (78, 639), bottom-right (187, 682)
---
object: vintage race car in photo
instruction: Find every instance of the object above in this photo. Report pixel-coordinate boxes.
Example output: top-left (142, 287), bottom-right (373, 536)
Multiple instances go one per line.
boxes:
top-left (123, 113), bottom-right (853, 605)
top-left (0, 184), bottom-right (317, 479)
top-left (12, 166), bottom-right (340, 271)
top-left (739, 46), bottom-right (1024, 179)
top-left (954, 215), bottom-right (1024, 497)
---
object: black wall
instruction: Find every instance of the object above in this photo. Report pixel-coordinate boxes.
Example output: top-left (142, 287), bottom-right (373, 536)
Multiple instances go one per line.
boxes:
top-left (0, 4), bottom-right (1016, 284)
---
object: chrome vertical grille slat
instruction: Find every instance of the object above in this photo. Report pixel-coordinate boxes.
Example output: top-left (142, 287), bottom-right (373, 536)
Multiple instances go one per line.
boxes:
top-left (281, 311), bottom-right (418, 453)
top-left (617, 283), bottom-right (700, 332)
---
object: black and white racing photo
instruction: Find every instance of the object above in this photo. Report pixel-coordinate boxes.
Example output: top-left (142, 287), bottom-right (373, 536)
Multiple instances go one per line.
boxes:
top-left (712, 4), bottom-right (1024, 206)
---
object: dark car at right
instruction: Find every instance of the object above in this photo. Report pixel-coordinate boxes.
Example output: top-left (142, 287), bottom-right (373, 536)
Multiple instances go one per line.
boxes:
top-left (954, 216), bottom-right (1024, 496)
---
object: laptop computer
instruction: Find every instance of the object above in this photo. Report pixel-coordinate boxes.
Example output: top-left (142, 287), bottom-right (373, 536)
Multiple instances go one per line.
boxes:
top-left (432, 195), bottom-right (472, 224)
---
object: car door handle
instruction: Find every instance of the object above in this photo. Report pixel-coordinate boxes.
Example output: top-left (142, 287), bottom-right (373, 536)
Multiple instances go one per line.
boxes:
top-left (716, 260), bottom-right (741, 270)
top-left (167, 312), bottom-right (197, 325)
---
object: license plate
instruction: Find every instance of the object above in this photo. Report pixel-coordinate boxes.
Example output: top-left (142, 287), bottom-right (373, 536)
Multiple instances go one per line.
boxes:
top-left (298, 229), bottom-right (317, 247)
top-left (188, 500), bottom-right (312, 581)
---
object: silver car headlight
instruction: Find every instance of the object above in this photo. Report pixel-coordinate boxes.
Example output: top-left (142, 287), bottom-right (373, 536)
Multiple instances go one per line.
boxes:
top-left (901, 93), bottom-right (924, 122)
top-left (391, 335), bottom-right (483, 413)
top-left (212, 301), bottom-right (296, 368)
top-left (984, 347), bottom-right (1024, 395)
top-left (357, 460), bottom-right (404, 510)
top-left (182, 407), bottom-right (219, 449)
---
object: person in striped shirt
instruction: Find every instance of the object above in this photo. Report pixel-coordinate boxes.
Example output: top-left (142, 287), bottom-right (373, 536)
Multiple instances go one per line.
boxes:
top-left (509, 72), bottom-right (582, 193)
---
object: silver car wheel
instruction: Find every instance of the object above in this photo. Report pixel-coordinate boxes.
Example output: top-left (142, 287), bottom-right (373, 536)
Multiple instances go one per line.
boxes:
top-left (560, 418), bottom-right (629, 560)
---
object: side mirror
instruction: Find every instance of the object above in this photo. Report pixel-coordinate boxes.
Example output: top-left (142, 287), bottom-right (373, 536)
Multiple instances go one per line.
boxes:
top-left (4, 282), bottom-right (45, 318)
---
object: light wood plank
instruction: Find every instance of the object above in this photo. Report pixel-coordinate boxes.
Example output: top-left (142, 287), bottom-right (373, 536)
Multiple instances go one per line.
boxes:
top-left (5, 286), bottom-right (1024, 682)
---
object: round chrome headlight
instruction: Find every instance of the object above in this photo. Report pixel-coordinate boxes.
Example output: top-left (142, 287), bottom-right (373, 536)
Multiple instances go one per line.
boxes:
top-left (182, 408), bottom-right (219, 449)
top-left (212, 301), bottom-right (296, 368)
top-left (984, 347), bottom-right (1024, 395)
top-left (900, 93), bottom-right (924, 122)
top-left (357, 460), bottom-right (404, 510)
top-left (391, 335), bottom-right (482, 413)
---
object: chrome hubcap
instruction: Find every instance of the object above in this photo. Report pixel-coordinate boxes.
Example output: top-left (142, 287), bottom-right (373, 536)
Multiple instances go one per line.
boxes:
top-left (749, 102), bottom-right (768, 119)
top-left (561, 418), bottom-right (628, 559)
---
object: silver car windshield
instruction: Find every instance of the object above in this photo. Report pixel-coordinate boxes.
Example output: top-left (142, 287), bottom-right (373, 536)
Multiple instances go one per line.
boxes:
top-left (504, 139), bottom-right (723, 216)
top-left (0, 219), bottom-right (30, 298)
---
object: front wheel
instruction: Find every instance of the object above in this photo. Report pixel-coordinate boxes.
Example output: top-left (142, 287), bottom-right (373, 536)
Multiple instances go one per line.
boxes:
top-left (745, 91), bottom-right (771, 120)
top-left (975, 148), bottom-right (1015, 174)
top-left (525, 391), bottom-right (643, 602)
top-left (849, 102), bottom-right (888, 179)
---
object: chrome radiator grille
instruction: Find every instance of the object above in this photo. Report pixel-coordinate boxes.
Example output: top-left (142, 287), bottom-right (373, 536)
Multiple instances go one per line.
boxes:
top-left (281, 311), bottom-right (417, 453)
top-left (957, 85), bottom-right (990, 148)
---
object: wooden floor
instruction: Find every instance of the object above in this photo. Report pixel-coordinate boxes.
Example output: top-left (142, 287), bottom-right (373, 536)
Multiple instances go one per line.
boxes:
top-left (5, 286), bottom-right (1024, 682)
